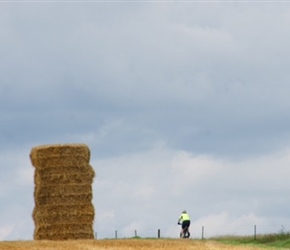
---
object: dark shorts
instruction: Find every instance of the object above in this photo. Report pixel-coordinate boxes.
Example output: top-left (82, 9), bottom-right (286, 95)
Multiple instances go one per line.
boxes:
top-left (182, 220), bottom-right (190, 229)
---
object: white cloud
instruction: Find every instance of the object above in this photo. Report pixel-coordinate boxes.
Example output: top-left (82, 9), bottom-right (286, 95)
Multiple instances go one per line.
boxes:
top-left (97, 210), bottom-right (115, 223)
top-left (134, 187), bottom-right (155, 200)
top-left (92, 144), bottom-right (290, 237)
top-left (170, 147), bottom-right (290, 196)
top-left (121, 221), bottom-right (144, 237)
top-left (0, 226), bottom-right (14, 241)
top-left (15, 167), bottom-right (34, 186)
top-left (0, 149), bottom-right (33, 194)
top-left (171, 152), bottom-right (223, 193)
top-left (0, 148), bottom-right (34, 186)
top-left (191, 211), bottom-right (267, 237)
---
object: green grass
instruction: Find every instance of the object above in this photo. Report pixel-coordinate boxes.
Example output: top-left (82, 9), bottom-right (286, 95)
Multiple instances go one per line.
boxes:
top-left (213, 232), bottom-right (290, 249)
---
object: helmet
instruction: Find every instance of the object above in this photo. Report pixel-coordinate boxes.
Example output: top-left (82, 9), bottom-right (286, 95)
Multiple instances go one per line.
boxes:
top-left (182, 210), bottom-right (187, 213)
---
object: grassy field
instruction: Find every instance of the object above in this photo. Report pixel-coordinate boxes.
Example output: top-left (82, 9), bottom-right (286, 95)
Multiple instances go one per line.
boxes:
top-left (0, 239), bottom-right (275, 250)
top-left (215, 233), bottom-right (290, 249)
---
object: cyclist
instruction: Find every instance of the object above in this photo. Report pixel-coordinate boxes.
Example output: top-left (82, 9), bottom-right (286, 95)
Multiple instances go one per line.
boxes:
top-left (177, 210), bottom-right (191, 238)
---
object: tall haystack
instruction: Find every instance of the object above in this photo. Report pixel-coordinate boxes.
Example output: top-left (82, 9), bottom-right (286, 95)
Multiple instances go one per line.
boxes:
top-left (30, 144), bottom-right (95, 240)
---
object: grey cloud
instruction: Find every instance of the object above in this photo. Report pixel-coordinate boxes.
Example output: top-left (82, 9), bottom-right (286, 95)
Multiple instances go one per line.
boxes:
top-left (2, 2), bottom-right (290, 240)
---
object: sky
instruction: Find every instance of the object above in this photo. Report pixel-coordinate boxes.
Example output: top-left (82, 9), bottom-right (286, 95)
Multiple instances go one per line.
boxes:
top-left (1, 0), bottom-right (290, 240)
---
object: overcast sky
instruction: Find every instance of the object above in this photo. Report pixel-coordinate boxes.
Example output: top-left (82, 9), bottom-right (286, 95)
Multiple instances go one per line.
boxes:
top-left (1, 0), bottom-right (290, 240)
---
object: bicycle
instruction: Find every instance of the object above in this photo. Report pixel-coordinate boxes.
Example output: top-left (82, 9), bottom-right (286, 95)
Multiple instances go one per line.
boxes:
top-left (178, 222), bottom-right (190, 238)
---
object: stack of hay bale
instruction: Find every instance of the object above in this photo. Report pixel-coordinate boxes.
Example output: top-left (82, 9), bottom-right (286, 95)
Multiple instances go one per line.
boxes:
top-left (30, 144), bottom-right (95, 240)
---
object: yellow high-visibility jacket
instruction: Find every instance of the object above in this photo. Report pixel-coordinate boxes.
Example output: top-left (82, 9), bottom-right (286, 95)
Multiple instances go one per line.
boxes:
top-left (179, 212), bottom-right (190, 222)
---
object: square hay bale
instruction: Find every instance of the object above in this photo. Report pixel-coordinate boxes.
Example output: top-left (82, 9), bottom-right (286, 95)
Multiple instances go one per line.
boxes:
top-left (34, 194), bottom-right (93, 206)
top-left (34, 184), bottom-right (92, 197)
top-left (34, 223), bottom-right (94, 240)
top-left (30, 144), bottom-right (90, 169)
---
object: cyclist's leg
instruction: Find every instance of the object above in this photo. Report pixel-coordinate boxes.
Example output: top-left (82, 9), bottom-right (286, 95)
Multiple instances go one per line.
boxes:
top-left (183, 221), bottom-right (190, 238)
top-left (181, 223), bottom-right (186, 238)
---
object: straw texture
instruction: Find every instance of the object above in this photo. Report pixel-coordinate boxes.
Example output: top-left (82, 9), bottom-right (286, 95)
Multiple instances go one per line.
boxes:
top-left (30, 144), bottom-right (95, 240)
